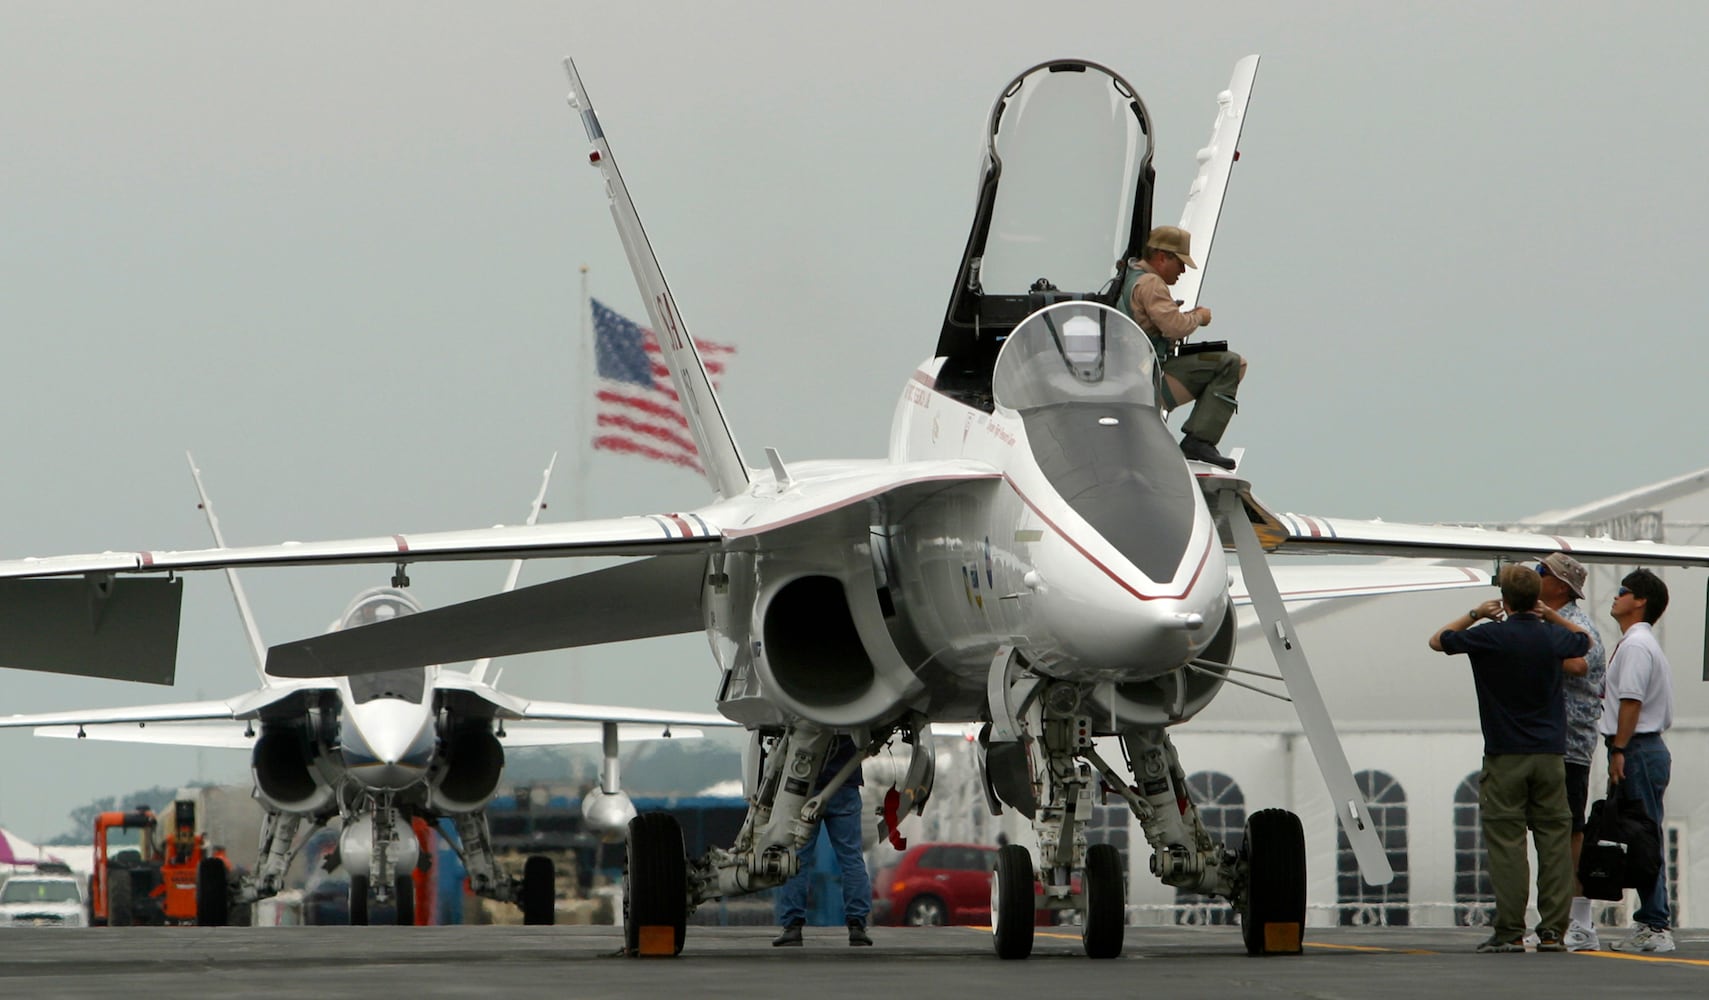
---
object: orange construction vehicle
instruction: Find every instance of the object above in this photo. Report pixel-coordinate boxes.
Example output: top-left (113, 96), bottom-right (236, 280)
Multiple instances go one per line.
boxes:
top-left (90, 799), bottom-right (237, 927)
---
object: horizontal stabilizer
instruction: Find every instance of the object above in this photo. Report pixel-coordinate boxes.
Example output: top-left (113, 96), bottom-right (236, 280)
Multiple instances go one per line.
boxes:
top-left (0, 577), bottom-right (181, 685)
top-left (267, 555), bottom-right (706, 678)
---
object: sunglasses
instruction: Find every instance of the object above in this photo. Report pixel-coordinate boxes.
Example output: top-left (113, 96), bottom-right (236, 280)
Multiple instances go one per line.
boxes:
top-left (1616, 587), bottom-right (1633, 597)
top-left (1535, 563), bottom-right (1552, 578)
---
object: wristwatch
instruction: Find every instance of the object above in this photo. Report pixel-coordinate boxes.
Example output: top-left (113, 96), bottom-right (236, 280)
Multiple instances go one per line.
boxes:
top-left (1467, 608), bottom-right (1481, 621)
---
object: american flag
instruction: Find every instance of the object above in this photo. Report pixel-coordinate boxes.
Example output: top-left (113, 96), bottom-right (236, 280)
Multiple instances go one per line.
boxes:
top-left (591, 298), bottom-right (734, 473)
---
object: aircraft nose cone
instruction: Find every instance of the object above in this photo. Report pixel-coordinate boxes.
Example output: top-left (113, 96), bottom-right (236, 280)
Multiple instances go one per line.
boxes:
top-left (341, 700), bottom-right (435, 790)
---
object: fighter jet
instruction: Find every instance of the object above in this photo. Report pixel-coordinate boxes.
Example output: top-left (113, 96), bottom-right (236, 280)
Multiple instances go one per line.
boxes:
top-left (0, 456), bottom-right (732, 925)
top-left (2, 56), bottom-right (1708, 957)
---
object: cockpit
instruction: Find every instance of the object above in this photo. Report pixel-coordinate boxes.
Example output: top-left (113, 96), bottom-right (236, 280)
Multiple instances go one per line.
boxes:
top-left (993, 301), bottom-right (1195, 583)
top-left (336, 588), bottom-right (428, 704)
top-left (934, 60), bottom-right (1156, 411)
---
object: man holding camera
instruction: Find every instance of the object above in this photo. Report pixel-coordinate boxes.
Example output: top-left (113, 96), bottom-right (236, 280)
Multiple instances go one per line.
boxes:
top-left (1429, 563), bottom-right (1591, 953)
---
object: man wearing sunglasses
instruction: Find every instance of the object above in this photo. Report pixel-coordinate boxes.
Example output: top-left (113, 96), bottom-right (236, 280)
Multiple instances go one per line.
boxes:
top-left (1428, 563), bottom-right (1592, 953)
top-left (1600, 568), bottom-right (1676, 954)
top-left (1534, 553), bottom-right (1608, 951)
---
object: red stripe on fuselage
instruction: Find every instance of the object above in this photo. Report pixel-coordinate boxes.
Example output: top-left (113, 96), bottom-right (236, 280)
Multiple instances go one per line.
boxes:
top-left (1002, 474), bottom-right (1213, 602)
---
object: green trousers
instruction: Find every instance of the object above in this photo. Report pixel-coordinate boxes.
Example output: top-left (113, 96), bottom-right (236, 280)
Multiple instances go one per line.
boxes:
top-left (1162, 350), bottom-right (1241, 445)
top-left (1479, 753), bottom-right (1572, 941)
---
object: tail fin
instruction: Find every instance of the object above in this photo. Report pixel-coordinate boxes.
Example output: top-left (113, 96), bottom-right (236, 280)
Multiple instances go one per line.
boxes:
top-left (469, 453), bottom-right (557, 687)
top-left (1171, 55), bottom-right (1259, 311)
top-left (564, 59), bottom-right (751, 499)
top-left (186, 453), bottom-right (269, 684)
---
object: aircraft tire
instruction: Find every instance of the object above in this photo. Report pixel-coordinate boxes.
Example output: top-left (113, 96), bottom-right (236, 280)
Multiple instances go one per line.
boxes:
top-left (990, 843), bottom-right (1035, 960)
top-left (622, 813), bottom-right (686, 956)
top-left (521, 855), bottom-right (556, 926)
top-left (1081, 843), bottom-right (1125, 959)
top-left (394, 876), bottom-right (415, 926)
top-left (107, 873), bottom-right (133, 928)
top-left (349, 874), bottom-right (370, 926)
top-left (1239, 808), bottom-right (1306, 956)
top-left (195, 857), bottom-right (229, 927)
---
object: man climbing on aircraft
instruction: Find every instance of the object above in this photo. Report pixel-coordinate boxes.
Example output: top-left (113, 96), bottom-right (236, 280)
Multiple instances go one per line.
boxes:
top-left (1120, 225), bottom-right (1245, 470)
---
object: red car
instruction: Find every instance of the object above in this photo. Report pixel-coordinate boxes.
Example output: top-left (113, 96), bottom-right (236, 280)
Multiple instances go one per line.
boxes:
top-left (872, 842), bottom-right (999, 926)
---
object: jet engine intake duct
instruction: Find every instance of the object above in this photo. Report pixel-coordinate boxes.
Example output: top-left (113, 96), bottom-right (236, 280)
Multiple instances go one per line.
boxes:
top-left (763, 576), bottom-right (874, 709)
top-left (430, 722), bottom-right (504, 814)
top-left (252, 722), bottom-right (333, 814)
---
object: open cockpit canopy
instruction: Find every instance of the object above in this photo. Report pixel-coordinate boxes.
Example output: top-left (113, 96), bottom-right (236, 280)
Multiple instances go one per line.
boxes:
top-left (936, 60), bottom-right (1155, 410)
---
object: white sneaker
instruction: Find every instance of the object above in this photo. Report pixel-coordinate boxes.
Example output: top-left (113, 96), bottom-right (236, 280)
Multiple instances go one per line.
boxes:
top-left (1612, 926), bottom-right (1676, 954)
top-left (1563, 922), bottom-right (1600, 952)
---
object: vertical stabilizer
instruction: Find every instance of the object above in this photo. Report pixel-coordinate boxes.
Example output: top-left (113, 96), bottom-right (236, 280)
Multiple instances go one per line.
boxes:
top-left (186, 453), bottom-right (270, 684)
top-left (563, 59), bottom-right (751, 499)
top-left (469, 454), bottom-right (558, 687)
top-left (1171, 55), bottom-right (1259, 311)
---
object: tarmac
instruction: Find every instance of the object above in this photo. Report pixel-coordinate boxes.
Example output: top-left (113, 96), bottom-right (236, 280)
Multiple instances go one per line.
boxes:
top-left (2, 923), bottom-right (1705, 999)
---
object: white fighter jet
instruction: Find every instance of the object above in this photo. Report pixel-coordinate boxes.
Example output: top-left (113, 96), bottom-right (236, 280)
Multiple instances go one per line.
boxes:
top-left (0, 456), bottom-right (732, 926)
top-left (1, 56), bottom-right (1707, 957)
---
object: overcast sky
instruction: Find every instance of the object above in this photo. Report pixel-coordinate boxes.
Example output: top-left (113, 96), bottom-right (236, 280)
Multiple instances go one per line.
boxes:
top-left (1, 1), bottom-right (1705, 842)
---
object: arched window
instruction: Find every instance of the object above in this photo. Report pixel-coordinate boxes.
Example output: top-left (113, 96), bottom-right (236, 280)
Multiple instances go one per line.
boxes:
top-left (1336, 770), bottom-right (1410, 926)
top-left (1174, 771), bottom-right (1246, 925)
top-left (1453, 771), bottom-right (1495, 926)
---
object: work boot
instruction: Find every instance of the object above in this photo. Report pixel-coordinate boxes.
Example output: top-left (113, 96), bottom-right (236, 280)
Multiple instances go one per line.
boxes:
top-left (772, 922), bottom-right (803, 947)
top-left (848, 918), bottom-right (873, 947)
top-left (1180, 434), bottom-right (1236, 470)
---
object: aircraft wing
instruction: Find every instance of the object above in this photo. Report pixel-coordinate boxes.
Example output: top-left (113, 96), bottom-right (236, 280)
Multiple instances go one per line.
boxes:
top-left (1211, 475), bottom-right (1709, 568)
top-left (0, 514), bottom-right (720, 580)
top-left (495, 724), bottom-right (706, 748)
top-left (433, 671), bottom-right (736, 728)
top-left (34, 721), bottom-right (258, 749)
top-left (0, 682), bottom-right (328, 733)
top-left (1242, 564), bottom-right (1486, 605)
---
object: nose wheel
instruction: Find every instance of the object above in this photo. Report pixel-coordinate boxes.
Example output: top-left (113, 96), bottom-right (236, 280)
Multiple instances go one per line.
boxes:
top-left (1238, 808), bottom-right (1306, 956)
top-left (990, 844), bottom-right (1036, 960)
top-left (1081, 843), bottom-right (1125, 958)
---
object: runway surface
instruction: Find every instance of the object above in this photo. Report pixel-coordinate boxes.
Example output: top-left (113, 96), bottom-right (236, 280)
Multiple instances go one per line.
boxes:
top-left (3, 924), bottom-right (1706, 998)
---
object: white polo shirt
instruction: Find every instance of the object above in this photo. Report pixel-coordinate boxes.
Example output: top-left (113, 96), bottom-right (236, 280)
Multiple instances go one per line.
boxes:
top-left (1599, 621), bottom-right (1674, 737)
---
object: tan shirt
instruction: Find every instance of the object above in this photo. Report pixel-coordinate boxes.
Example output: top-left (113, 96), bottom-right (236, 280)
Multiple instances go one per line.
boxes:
top-left (1125, 261), bottom-right (1203, 342)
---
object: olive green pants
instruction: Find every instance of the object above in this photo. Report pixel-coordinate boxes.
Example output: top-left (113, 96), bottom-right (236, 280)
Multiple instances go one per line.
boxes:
top-left (1479, 753), bottom-right (1572, 941)
top-left (1162, 351), bottom-right (1242, 445)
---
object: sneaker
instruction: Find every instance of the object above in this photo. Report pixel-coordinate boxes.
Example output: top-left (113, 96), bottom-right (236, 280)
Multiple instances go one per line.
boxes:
top-left (1563, 922), bottom-right (1601, 953)
top-left (772, 922), bottom-right (803, 947)
top-left (1522, 930), bottom-right (1540, 949)
top-left (1612, 926), bottom-right (1676, 954)
top-left (1536, 929), bottom-right (1566, 953)
top-left (1475, 935), bottom-right (1527, 954)
top-left (847, 919), bottom-right (873, 947)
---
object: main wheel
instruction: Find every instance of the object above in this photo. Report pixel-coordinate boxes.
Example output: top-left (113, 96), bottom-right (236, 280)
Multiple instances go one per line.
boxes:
top-left (393, 875), bottom-right (415, 926)
top-left (349, 874), bottom-right (370, 926)
top-left (623, 813), bottom-right (687, 956)
top-left (521, 855), bottom-right (556, 926)
top-left (1239, 808), bottom-right (1306, 956)
top-left (107, 873), bottom-right (134, 928)
top-left (904, 895), bottom-right (948, 926)
top-left (196, 857), bottom-right (229, 927)
top-left (1081, 843), bottom-right (1125, 959)
top-left (990, 843), bottom-right (1036, 960)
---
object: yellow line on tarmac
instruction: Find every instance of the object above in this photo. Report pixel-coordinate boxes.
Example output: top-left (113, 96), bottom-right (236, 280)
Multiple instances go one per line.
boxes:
top-left (965, 926), bottom-right (1083, 941)
top-left (1576, 951), bottom-right (1709, 969)
top-left (1305, 942), bottom-right (1438, 955)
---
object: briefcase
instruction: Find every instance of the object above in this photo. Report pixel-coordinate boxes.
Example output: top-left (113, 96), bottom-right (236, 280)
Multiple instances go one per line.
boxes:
top-left (1577, 793), bottom-right (1662, 901)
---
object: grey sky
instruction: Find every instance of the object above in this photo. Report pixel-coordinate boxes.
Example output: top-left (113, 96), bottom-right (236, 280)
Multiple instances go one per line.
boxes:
top-left (1, 1), bottom-right (1705, 841)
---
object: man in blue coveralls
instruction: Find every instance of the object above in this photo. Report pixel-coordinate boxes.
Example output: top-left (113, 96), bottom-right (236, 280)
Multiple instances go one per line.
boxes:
top-left (772, 735), bottom-right (874, 947)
